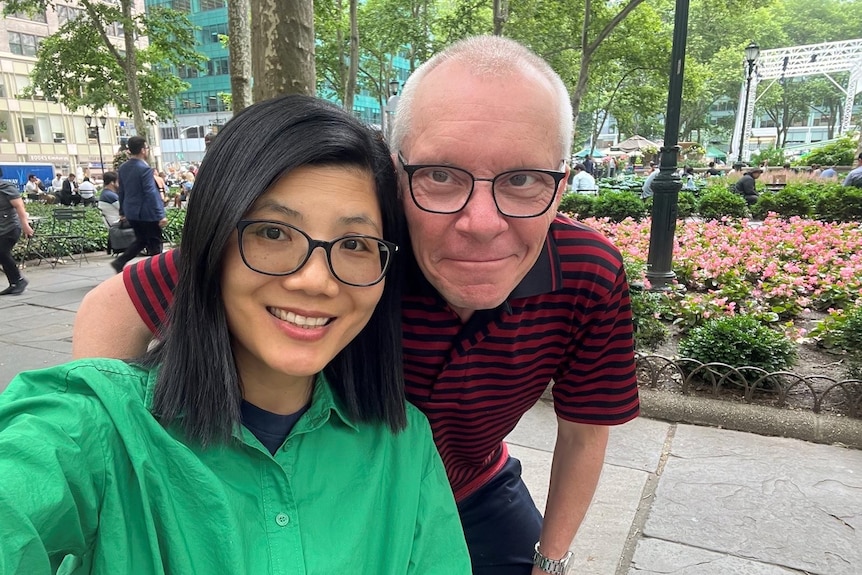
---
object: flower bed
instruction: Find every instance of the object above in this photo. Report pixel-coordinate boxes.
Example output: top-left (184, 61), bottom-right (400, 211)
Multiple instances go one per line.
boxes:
top-left (580, 214), bottom-right (862, 337)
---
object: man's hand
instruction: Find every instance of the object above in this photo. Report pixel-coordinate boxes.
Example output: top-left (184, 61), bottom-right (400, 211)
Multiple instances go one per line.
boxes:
top-left (158, 218), bottom-right (168, 228)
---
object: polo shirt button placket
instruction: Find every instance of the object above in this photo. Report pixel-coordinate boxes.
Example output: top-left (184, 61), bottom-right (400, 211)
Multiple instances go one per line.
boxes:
top-left (275, 513), bottom-right (290, 527)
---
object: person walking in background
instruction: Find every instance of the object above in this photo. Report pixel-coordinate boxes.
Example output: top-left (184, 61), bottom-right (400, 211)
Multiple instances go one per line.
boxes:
top-left (110, 136), bottom-right (166, 273)
top-left (0, 168), bottom-right (34, 295)
top-left (844, 152), bottom-right (862, 188)
top-left (582, 154), bottom-right (596, 175)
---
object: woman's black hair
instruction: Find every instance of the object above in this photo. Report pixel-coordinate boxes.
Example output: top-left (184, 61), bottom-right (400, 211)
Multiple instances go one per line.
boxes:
top-left (145, 94), bottom-right (406, 446)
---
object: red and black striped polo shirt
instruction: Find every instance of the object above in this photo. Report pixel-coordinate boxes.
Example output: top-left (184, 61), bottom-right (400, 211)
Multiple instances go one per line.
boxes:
top-left (124, 214), bottom-right (639, 501)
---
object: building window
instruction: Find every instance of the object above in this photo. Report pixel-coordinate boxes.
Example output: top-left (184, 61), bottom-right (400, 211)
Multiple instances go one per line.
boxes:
top-left (202, 22), bottom-right (228, 42)
top-left (200, 0), bottom-right (226, 11)
top-left (172, 0), bottom-right (191, 11)
top-left (9, 32), bottom-right (43, 56)
top-left (56, 5), bottom-right (84, 25)
top-left (206, 57), bottom-right (229, 76)
top-left (9, 10), bottom-right (47, 23)
top-left (178, 66), bottom-right (200, 79)
top-left (160, 126), bottom-right (179, 140)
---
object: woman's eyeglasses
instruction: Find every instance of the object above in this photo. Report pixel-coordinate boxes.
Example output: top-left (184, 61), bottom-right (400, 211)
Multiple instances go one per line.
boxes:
top-left (236, 220), bottom-right (397, 287)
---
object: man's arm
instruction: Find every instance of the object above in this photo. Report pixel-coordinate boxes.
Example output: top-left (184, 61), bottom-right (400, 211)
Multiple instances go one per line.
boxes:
top-left (72, 274), bottom-right (153, 358)
top-left (532, 420), bottom-right (608, 574)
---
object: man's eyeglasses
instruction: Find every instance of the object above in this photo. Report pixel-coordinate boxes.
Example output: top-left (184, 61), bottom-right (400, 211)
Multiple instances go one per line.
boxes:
top-left (236, 220), bottom-right (398, 287)
top-left (397, 152), bottom-right (567, 218)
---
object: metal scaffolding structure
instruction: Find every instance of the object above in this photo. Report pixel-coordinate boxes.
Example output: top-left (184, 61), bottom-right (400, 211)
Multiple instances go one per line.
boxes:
top-left (729, 38), bottom-right (862, 162)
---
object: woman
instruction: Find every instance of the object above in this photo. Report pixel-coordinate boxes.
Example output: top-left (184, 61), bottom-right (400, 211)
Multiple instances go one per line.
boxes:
top-left (0, 95), bottom-right (470, 573)
top-left (153, 169), bottom-right (168, 206)
top-left (0, 168), bottom-right (34, 295)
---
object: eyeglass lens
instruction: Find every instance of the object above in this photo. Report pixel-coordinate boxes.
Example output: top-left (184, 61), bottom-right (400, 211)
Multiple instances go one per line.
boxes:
top-left (239, 221), bottom-right (391, 286)
top-left (409, 166), bottom-right (558, 216)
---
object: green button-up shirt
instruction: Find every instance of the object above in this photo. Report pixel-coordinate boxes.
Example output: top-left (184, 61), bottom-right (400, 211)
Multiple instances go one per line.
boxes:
top-left (0, 359), bottom-right (470, 574)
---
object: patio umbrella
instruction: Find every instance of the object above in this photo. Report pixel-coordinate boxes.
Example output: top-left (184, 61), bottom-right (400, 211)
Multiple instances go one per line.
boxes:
top-left (616, 135), bottom-right (660, 153)
top-left (706, 146), bottom-right (727, 160)
top-left (572, 147), bottom-right (606, 158)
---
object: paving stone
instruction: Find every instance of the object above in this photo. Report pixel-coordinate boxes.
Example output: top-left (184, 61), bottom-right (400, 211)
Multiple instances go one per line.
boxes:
top-left (642, 424), bottom-right (862, 575)
top-left (0, 343), bottom-right (70, 392)
top-left (629, 538), bottom-right (800, 574)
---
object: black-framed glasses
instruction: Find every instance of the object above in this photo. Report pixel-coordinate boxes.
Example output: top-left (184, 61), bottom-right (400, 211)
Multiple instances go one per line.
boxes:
top-left (397, 152), bottom-right (567, 218)
top-left (236, 220), bottom-right (398, 287)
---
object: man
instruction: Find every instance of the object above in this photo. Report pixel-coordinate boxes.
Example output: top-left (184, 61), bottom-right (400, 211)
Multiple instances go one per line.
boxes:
top-left (734, 166), bottom-right (762, 205)
top-left (706, 161), bottom-right (722, 176)
top-left (582, 154), bottom-right (596, 176)
top-left (110, 136), bottom-right (167, 273)
top-left (97, 171), bottom-right (121, 226)
top-left (77, 176), bottom-right (97, 206)
top-left (569, 162), bottom-right (598, 194)
top-left (60, 173), bottom-right (79, 206)
top-left (820, 165), bottom-right (837, 179)
top-left (73, 36), bottom-right (639, 575)
top-left (24, 174), bottom-right (42, 200)
top-left (641, 167), bottom-right (658, 200)
top-left (842, 153), bottom-right (862, 188)
top-left (51, 172), bottom-right (64, 193)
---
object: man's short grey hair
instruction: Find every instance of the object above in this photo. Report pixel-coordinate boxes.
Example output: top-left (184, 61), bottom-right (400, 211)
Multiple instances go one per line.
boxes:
top-left (391, 35), bottom-right (574, 161)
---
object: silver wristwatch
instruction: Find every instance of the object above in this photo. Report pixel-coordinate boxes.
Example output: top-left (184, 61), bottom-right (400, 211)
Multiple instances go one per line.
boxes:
top-left (533, 543), bottom-right (572, 574)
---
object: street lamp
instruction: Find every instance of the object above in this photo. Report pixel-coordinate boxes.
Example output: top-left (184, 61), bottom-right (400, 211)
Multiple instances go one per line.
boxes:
top-left (385, 79), bottom-right (400, 141)
top-left (644, 0), bottom-right (690, 290)
top-left (736, 41), bottom-right (760, 164)
top-left (84, 114), bottom-right (107, 181)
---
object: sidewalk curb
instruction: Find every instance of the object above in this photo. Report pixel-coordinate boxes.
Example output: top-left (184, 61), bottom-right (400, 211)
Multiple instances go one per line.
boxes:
top-left (639, 388), bottom-right (862, 449)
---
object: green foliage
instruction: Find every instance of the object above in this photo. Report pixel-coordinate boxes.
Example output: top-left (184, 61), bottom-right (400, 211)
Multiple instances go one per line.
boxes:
top-left (679, 314), bottom-right (797, 373)
top-left (751, 186), bottom-right (813, 219)
top-left (12, 205), bottom-right (186, 260)
top-left (592, 191), bottom-right (646, 222)
top-left (798, 135), bottom-right (858, 168)
top-left (677, 191), bottom-right (697, 218)
top-left (814, 185), bottom-right (862, 222)
top-left (630, 288), bottom-right (669, 350)
top-left (696, 188), bottom-right (748, 220)
top-left (808, 305), bottom-right (862, 379)
top-left (749, 145), bottom-right (785, 167)
top-left (559, 193), bottom-right (595, 218)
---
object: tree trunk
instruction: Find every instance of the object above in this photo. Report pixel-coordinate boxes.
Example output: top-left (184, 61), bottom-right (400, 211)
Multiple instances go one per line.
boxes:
top-left (493, 0), bottom-right (507, 36)
top-left (251, 0), bottom-right (315, 100)
top-left (121, 0), bottom-right (148, 144)
top-left (344, 0), bottom-right (358, 112)
top-left (228, 0), bottom-right (253, 113)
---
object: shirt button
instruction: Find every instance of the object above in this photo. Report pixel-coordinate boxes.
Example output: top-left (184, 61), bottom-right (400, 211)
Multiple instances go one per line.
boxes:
top-left (275, 513), bottom-right (290, 527)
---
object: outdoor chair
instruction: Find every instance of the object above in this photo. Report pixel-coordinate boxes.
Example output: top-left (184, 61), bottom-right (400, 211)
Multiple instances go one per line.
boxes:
top-left (30, 208), bottom-right (89, 268)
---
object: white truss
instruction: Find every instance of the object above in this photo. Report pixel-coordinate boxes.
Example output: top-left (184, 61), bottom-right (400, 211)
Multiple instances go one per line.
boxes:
top-left (729, 38), bottom-right (862, 162)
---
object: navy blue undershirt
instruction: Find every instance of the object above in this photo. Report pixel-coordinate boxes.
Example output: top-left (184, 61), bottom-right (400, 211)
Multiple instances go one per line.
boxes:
top-left (241, 400), bottom-right (309, 455)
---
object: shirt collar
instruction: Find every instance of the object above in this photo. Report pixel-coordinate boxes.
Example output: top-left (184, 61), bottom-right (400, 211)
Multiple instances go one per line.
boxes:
top-left (404, 216), bottom-right (564, 306)
top-left (144, 369), bottom-right (359, 435)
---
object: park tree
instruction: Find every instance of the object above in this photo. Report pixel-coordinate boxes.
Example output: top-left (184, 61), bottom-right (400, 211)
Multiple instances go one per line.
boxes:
top-left (251, 0), bottom-right (315, 100)
top-left (2, 0), bottom-right (203, 142)
top-left (227, 0), bottom-right (252, 113)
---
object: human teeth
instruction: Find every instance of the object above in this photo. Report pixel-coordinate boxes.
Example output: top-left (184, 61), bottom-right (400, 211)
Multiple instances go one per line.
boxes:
top-left (269, 308), bottom-right (331, 328)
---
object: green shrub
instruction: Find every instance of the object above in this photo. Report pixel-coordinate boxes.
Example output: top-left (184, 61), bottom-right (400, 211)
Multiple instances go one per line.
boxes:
top-left (809, 305), bottom-right (862, 379)
top-left (559, 193), bottom-right (595, 218)
top-left (677, 191), bottom-right (697, 218)
top-left (592, 191), bottom-right (646, 222)
top-left (630, 288), bottom-right (669, 350)
top-left (750, 145), bottom-right (785, 167)
top-left (797, 135), bottom-right (858, 168)
top-left (696, 188), bottom-right (748, 220)
top-left (751, 186), bottom-right (813, 220)
top-left (679, 314), bottom-right (797, 373)
top-left (815, 185), bottom-right (862, 222)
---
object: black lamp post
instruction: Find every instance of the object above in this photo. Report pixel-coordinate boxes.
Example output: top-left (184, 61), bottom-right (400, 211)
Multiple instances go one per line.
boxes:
top-left (84, 114), bottom-right (107, 180)
top-left (644, 0), bottom-right (690, 290)
top-left (736, 42), bottom-right (760, 164)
